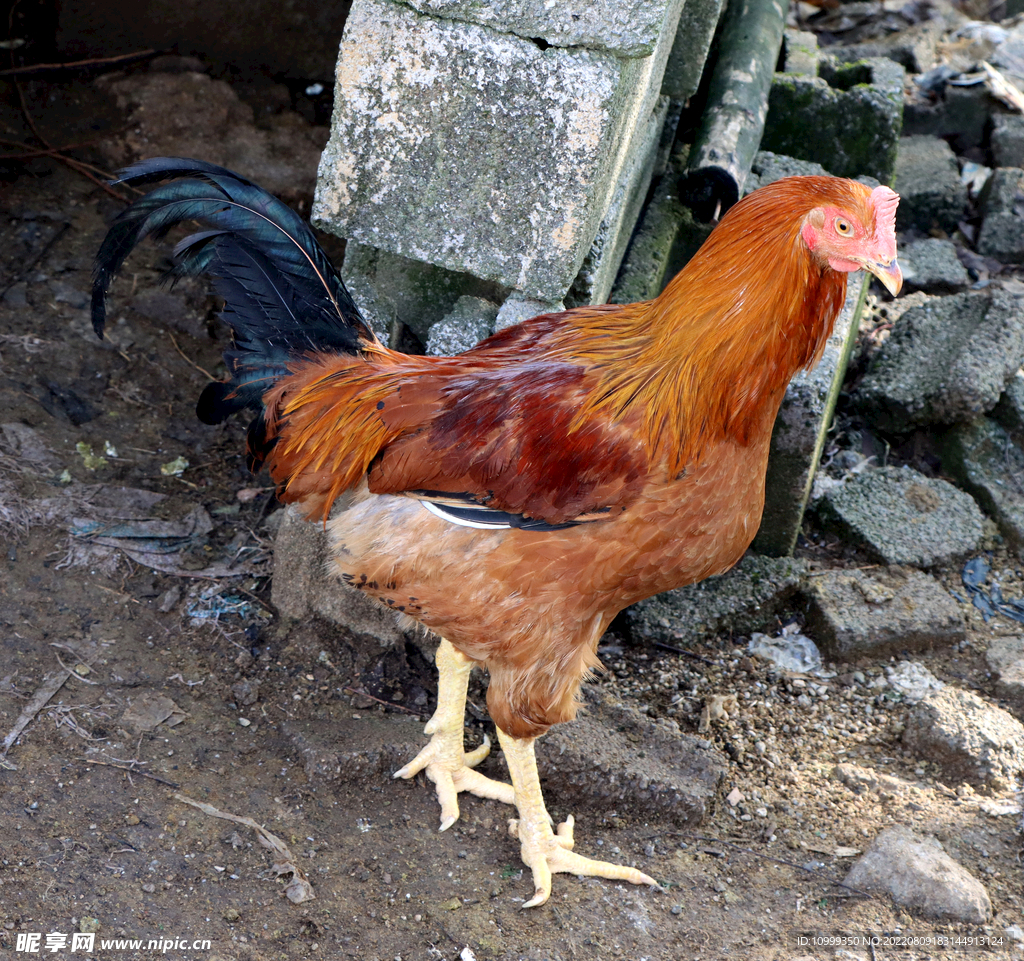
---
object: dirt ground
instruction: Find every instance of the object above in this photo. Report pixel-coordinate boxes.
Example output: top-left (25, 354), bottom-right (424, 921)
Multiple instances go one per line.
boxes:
top-left (0, 68), bottom-right (1022, 961)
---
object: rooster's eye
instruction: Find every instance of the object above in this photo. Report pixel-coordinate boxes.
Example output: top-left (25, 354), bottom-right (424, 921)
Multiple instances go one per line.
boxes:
top-left (835, 218), bottom-right (851, 235)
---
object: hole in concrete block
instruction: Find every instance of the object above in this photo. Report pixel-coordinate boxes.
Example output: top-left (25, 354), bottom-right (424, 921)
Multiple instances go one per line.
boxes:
top-left (819, 61), bottom-right (873, 91)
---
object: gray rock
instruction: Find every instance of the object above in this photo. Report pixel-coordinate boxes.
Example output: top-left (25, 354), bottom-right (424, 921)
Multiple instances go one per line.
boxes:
top-left (902, 686), bottom-right (1024, 791)
top-left (886, 660), bottom-right (946, 703)
top-left (760, 57), bottom-right (904, 184)
top-left (992, 367), bottom-right (1024, 438)
top-left (833, 761), bottom-right (915, 797)
top-left (538, 689), bottom-right (726, 823)
top-left (893, 135), bottom-right (967, 233)
top-left (844, 826), bottom-right (992, 923)
top-left (626, 554), bottom-right (807, 646)
top-left (781, 29), bottom-right (818, 77)
top-left (494, 292), bottom-right (564, 332)
top-left (978, 167), bottom-right (1024, 264)
top-left (827, 17), bottom-right (943, 74)
top-left (399, 0), bottom-right (682, 57)
top-left (899, 239), bottom-right (970, 294)
top-left (803, 566), bottom-right (966, 658)
top-left (902, 84), bottom-right (991, 154)
top-left (343, 241), bottom-right (507, 345)
top-left (314, 0), bottom-right (682, 302)
top-left (744, 150), bottom-right (830, 191)
top-left (753, 276), bottom-right (866, 557)
top-left (816, 466), bottom-right (985, 568)
top-left (855, 288), bottom-right (1024, 431)
top-left (566, 96), bottom-right (669, 307)
top-left (660, 0), bottom-right (726, 101)
top-left (985, 636), bottom-right (1024, 717)
top-left (943, 416), bottom-right (1024, 551)
top-left (991, 113), bottom-right (1024, 168)
top-left (426, 296), bottom-right (499, 355)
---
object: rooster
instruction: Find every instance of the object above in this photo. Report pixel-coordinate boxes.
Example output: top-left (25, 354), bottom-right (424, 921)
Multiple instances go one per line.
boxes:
top-left (93, 158), bottom-right (900, 908)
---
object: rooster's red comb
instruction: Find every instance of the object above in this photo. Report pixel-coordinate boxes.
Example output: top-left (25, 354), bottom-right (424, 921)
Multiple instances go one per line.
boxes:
top-left (869, 185), bottom-right (899, 261)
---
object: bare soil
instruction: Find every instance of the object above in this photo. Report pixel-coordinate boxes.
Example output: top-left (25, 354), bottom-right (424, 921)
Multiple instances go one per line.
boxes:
top-left (0, 73), bottom-right (1021, 961)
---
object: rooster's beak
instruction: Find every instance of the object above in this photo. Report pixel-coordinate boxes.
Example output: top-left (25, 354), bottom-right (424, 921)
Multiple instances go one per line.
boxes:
top-left (863, 258), bottom-right (902, 297)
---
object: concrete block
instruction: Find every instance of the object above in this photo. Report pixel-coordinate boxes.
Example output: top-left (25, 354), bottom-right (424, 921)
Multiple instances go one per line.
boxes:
top-left (903, 686), bottom-right (1024, 792)
top-left (899, 239), bottom-right (971, 294)
top-left (539, 689), bottom-right (725, 824)
top-left (661, 0), bottom-right (727, 101)
top-left (803, 567), bottom-right (966, 659)
top-left (815, 466), bottom-right (985, 568)
top-left (978, 167), bottom-right (1024, 264)
top-left (626, 554), bottom-right (807, 647)
top-left (744, 150), bottom-right (830, 190)
top-left (426, 296), bottom-right (499, 355)
top-left (781, 29), bottom-right (818, 77)
top-left (343, 241), bottom-right (507, 345)
top-left (992, 368), bottom-right (1024, 438)
top-left (566, 97), bottom-right (669, 307)
top-left (991, 113), bottom-right (1024, 168)
top-left (943, 417), bottom-right (1024, 552)
top-left (902, 84), bottom-right (990, 154)
top-left (761, 57), bottom-right (904, 184)
top-left (399, 0), bottom-right (681, 57)
top-left (893, 135), bottom-right (966, 233)
top-left (855, 289), bottom-right (1024, 431)
top-left (752, 277), bottom-right (865, 557)
top-left (314, 0), bottom-right (683, 302)
top-left (493, 292), bottom-right (564, 332)
top-left (826, 17), bottom-right (943, 74)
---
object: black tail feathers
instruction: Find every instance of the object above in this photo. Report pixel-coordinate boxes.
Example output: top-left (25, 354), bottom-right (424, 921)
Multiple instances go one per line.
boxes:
top-left (92, 157), bottom-right (378, 426)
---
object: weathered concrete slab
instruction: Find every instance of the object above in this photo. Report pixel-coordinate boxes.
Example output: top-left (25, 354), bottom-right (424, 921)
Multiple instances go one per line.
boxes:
top-left (902, 84), bottom-right (990, 154)
top-left (845, 827), bottom-right (992, 924)
top-left (893, 135), bottom-right (967, 233)
top-left (315, 0), bottom-right (683, 302)
top-left (761, 57), bottom-right (904, 183)
top-left (899, 238), bottom-right (971, 294)
top-left (902, 686), bottom-right (1024, 792)
top-left (626, 554), bottom-right (807, 646)
top-left (660, 0), bottom-right (727, 101)
top-left (753, 277), bottom-right (866, 556)
top-left (826, 18), bottom-right (943, 74)
top-left (803, 566), bottom-right (966, 659)
top-left (816, 466), bottom-right (985, 568)
top-left (566, 97), bottom-right (669, 307)
top-left (539, 689), bottom-right (726, 824)
top-left (399, 0), bottom-right (681, 57)
top-left (781, 29), bottom-right (818, 77)
top-left (943, 416), bottom-right (1024, 551)
top-left (978, 167), bottom-right (1024, 264)
top-left (854, 288), bottom-right (1024, 432)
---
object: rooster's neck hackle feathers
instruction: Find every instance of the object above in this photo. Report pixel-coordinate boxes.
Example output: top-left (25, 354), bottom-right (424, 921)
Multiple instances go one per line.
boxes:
top-left (573, 177), bottom-right (861, 471)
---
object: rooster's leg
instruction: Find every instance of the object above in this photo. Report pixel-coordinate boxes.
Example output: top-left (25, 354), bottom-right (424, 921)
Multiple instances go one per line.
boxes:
top-left (395, 637), bottom-right (515, 830)
top-left (496, 727), bottom-right (659, 908)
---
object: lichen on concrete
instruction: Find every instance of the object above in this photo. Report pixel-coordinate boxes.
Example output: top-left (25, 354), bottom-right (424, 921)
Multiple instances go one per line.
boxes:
top-left (760, 56), bottom-right (904, 183)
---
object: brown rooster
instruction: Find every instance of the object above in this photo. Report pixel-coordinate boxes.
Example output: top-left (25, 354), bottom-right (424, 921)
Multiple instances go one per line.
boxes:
top-left (93, 161), bottom-right (900, 907)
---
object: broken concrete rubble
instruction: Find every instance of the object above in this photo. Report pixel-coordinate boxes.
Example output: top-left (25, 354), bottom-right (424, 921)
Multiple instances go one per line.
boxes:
top-left (855, 288), bottom-right (1024, 432)
top-left (892, 135), bottom-right (967, 233)
top-left (816, 466), bottom-right (985, 568)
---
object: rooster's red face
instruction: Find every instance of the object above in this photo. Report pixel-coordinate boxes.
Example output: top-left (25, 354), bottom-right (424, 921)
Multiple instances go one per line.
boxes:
top-left (801, 184), bottom-right (902, 296)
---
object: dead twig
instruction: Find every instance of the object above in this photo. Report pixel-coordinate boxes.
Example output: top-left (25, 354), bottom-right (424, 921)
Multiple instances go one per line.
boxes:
top-left (0, 48), bottom-right (159, 78)
top-left (173, 792), bottom-right (315, 902)
top-left (1, 667), bottom-right (72, 761)
top-left (82, 757), bottom-right (179, 788)
top-left (342, 685), bottom-right (425, 717)
top-left (168, 332), bottom-right (217, 381)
